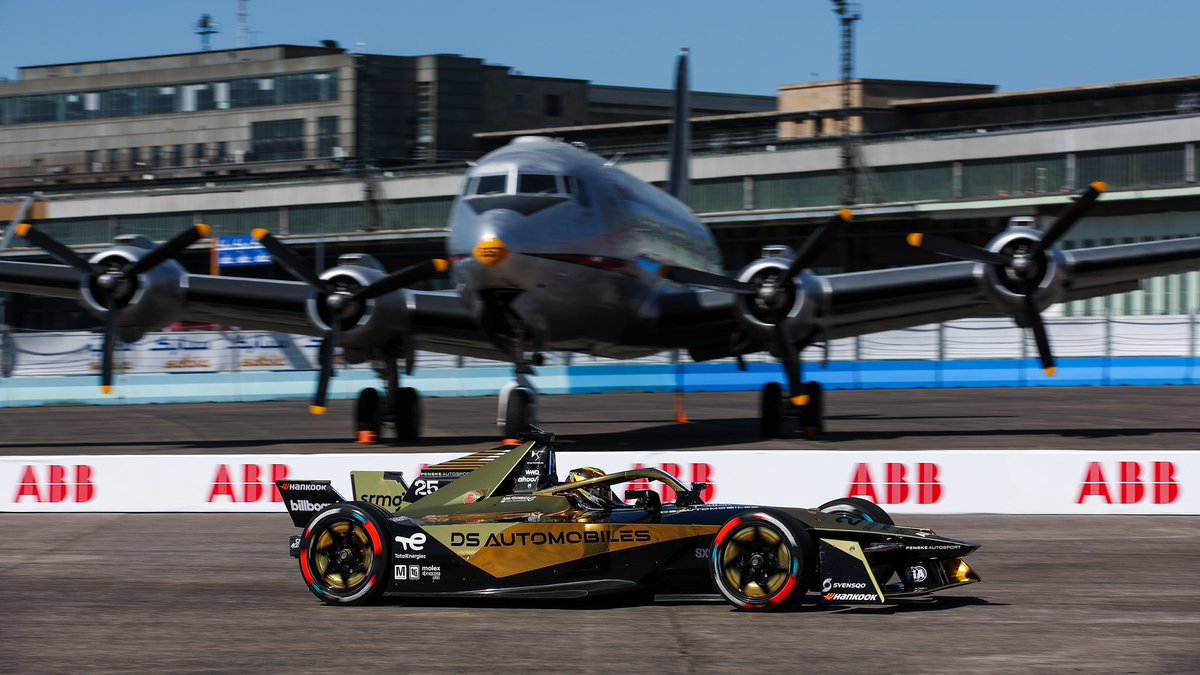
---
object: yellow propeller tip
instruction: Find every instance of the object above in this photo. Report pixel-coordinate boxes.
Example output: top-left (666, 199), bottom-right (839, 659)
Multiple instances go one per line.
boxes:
top-left (251, 228), bottom-right (269, 241)
top-left (906, 232), bottom-right (924, 248)
top-left (15, 223), bottom-right (32, 237)
top-left (1044, 367), bottom-right (1057, 377)
top-left (100, 385), bottom-right (113, 395)
top-left (1090, 181), bottom-right (1108, 194)
top-left (194, 223), bottom-right (212, 237)
top-left (309, 406), bottom-right (327, 416)
top-left (433, 259), bottom-right (450, 273)
top-left (837, 208), bottom-right (854, 222)
top-left (791, 394), bottom-right (810, 407)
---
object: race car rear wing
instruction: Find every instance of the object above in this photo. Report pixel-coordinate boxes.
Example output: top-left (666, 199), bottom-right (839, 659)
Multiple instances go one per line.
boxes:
top-left (277, 480), bottom-right (346, 527)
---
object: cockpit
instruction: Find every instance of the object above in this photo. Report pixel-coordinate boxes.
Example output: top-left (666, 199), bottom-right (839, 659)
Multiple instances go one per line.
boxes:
top-left (464, 170), bottom-right (591, 210)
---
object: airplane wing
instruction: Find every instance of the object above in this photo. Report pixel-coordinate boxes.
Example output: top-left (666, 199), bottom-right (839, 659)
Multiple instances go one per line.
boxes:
top-left (0, 260), bottom-right (507, 360)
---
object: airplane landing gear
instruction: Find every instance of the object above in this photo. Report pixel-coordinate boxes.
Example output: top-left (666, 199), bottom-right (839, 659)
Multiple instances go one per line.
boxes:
top-left (759, 380), bottom-right (824, 440)
top-left (498, 370), bottom-right (538, 438)
top-left (354, 354), bottom-right (421, 443)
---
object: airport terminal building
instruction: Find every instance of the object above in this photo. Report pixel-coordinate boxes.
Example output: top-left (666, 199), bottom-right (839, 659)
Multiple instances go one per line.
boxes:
top-left (2, 44), bottom-right (1200, 330)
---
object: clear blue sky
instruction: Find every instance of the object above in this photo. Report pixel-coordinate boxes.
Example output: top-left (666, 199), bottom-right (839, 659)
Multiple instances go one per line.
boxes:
top-left (0, 0), bottom-right (1195, 95)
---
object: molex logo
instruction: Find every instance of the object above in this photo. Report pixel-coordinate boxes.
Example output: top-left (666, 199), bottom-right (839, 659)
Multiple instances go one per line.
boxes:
top-left (1076, 461), bottom-right (1179, 505)
top-left (12, 465), bottom-right (95, 503)
top-left (208, 464), bottom-right (291, 503)
top-left (846, 463), bottom-right (942, 504)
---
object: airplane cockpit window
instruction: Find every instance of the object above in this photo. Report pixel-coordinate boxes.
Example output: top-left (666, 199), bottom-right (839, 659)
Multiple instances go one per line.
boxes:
top-left (517, 172), bottom-right (561, 195)
top-left (568, 176), bottom-right (591, 207)
top-left (475, 174), bottom-right (508, 196)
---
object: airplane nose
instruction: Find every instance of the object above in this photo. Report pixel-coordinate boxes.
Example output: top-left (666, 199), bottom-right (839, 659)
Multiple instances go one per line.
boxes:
top-left (474, 237), bottom-right (509, 268)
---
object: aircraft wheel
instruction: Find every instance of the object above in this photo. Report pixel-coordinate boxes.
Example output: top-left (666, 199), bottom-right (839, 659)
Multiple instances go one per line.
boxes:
top-left (759, 382), bottom-right (783, 438)
top-left (503, 387), bottom-right (532, 438)
top-left (354, 388), bottom-right (381, 438)
top-left (393, 387), bottom-right (421, 442)
top-left (299, 503), bottom-right (389, 606)
top-left (800, 381), bottom-right (824, 440)
top-left (710, 510), bottom-right (813, 612)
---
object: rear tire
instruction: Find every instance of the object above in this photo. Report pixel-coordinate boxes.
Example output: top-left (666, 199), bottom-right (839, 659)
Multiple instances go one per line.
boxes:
top-left (710, 511), bottom-right (813, 611)
top-left (299, 503), bottom-right (389, 606)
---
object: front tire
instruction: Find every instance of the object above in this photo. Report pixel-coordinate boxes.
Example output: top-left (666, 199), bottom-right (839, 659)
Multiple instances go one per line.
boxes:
top-left (299, 503), bottom-right (389, 605)
top-left (817, 496), bottom-right (893, 525)
top-left (710, 511), bottom-right (813, 611)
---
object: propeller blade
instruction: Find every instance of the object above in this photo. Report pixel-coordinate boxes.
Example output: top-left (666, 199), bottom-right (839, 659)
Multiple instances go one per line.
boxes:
top-left (906, 232), bottom-right (1011, 266)
top-left (347, 259), bottom-right (450, 303)
top-left (1023, 294), bottom-right (1056, 376)
top-left (127, 224), bottom-right (211, 276)
top-left (783, 209), bottom-right (852, 281)
top-left (100, 299), bottom-right (116, 395)
top-left (774, 323), bottom-right (809, 407)
top-left (660, 265), bottom-right (757, 294)
top-left (16, 224), bottom-right (96, 276)
top-left (252, 229), bottom-right (330, 293)
top-left (1034, 181), bottom-right (1107, 256)
top-left (310, 322), bottom-right (338, 416)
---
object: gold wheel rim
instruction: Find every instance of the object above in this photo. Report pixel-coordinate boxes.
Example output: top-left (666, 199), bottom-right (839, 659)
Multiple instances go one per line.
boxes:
top-left (719, 523), bottom-right (792, 600)
top-left (312, 520), bottom-right (374, 591)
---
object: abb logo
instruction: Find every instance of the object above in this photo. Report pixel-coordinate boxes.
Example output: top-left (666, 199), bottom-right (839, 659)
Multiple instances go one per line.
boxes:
top-left (13, 465), bottom-right (95, 503)
top-left (1077, 461), bottom-right (1179, 504)
top-left (847, 463), bottom-right (942, 504)
top-left (628, 463), bottom-right (716, 502)
top-left (208, 464), bottom-right (290, 503)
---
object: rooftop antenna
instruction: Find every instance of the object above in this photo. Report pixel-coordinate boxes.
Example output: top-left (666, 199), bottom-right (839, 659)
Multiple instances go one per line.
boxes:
top-left (195, 13), bottom-right (220, 51)
top-left (237, 0), bottom-right (248, 49)
top-left (831, 0), bottom-right (860, 205)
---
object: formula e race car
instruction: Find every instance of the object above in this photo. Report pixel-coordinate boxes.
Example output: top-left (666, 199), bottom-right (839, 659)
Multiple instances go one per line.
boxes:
top-left (278, 430), bottom-right (980, 611)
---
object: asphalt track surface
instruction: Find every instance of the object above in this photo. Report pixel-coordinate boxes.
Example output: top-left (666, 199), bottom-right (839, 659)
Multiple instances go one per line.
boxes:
top-left (2, 387), bottom-right (1200, 673)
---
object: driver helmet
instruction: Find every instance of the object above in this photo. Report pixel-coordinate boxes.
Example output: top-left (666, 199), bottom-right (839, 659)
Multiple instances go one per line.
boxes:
top-left (566, 467), bottom-right (616, 509)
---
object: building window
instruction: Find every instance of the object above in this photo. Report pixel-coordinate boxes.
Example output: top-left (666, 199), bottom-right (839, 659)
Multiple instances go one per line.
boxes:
top-left (194, 143), bottom-right (207, 165)
top-left (85, 150), bottom-right (99, 172)
top-left (251, 119), bottom-right (305, 161)
top-left (107, 148), bottom-right (119, 171)
top-left (544, 94), bottom-right (562, 117)
top-left (172, 144), bottom-right (184, 167)
top-left (317, 116), bottom-right (339, 157)
top-left (128, 147), bottom-right (141, 170)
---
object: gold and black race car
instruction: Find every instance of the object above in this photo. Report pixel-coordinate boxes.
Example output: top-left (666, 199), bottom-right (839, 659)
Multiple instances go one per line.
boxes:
top-left (278, 430), bottom-right (980, 611)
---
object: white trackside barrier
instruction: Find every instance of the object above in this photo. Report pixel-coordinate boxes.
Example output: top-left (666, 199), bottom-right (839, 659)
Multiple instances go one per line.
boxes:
top-left (1, 450), bottom-right (1196, 515)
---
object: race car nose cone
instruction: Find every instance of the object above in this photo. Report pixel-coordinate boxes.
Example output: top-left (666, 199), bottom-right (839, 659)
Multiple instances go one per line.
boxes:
top-left (474, 237), bottom-right (509, 268)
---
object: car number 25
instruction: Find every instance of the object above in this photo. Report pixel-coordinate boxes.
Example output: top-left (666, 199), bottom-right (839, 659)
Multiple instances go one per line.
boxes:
top-left (411, 479), bottom-right (441, 497)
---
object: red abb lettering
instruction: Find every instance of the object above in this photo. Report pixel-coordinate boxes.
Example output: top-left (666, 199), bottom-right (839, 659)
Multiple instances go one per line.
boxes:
top-left (848, 463), bottom-right (942, 504)
top-left (208, 464), bottom-right (291, 502)
top-left (13, 465), bottom-right (96, 503)
top-left (625, 463), bottom-right (715, 503)
top-left (1077, 461), bottom-right (1179, 505)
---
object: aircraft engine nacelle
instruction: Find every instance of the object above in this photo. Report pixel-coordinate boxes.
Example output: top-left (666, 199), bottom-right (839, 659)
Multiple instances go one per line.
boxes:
top-left (732, 255), bottom-right (824, 346)
top-left (82, 243), bottom-right (186, 342)
top-left (977, 223), bottom-right (1071, 317)
top-left (305, 257), bottom-right (409, 349)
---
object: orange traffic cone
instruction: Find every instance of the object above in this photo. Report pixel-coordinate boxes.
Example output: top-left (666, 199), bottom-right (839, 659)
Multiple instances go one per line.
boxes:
top-left (355, 430), bottom-right (377, 445)
top-left (674, 393), bottom-right (689, 424)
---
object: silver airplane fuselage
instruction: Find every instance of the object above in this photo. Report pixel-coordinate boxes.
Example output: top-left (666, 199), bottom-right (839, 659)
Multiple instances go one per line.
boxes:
top-left (447, 136), bottom-right (722, 359)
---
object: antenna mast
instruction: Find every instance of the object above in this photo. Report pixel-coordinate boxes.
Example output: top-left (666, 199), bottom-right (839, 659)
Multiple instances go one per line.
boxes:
top-left (832, 0), bottom-right (860, 205)
top-left (237, 0), bottom-right (248, 49)
top-left (195, 14), bottom-right (220, 52)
